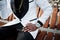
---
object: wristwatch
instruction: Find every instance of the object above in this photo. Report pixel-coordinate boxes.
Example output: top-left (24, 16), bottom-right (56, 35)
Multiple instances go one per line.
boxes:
top-left (36, 20), bottom-right (43, 28)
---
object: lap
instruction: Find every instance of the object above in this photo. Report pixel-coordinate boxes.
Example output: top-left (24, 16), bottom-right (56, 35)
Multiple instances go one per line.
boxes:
top-left (0, 25), bottom-right (18, 39)
top-left (0, 23), bottom-right (22, 37)
top-left (17, 31), bottom-right (35, 40)
top-left (0, 23), bottom-right (35, 40)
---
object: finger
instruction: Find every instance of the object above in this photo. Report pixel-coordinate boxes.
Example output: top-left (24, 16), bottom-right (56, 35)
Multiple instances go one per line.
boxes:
top-left (22, 27), bottom-right (27, 31)
top-left (24, 30), bottom-right (28, 32)
top-left (22, 27), bottom-right (29, 32)
top-left (28, 30), bottom-right (32, 32)
top-left (23, 29), bottom-right (30, 32)
top-left (25, 29), bottom-right (32, 32)
top-left (27, 29), bottom-right (30, 31)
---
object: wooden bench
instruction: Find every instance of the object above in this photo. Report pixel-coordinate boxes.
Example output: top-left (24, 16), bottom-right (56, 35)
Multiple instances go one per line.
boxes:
top-left (36, 7), bottom-right (60, 40)
top-left (0, 13), bottom-right (16, 26)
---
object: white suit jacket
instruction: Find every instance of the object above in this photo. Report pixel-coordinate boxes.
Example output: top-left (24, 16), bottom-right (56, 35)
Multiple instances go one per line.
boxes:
top-left (1, 0), bottom-right (53, 39)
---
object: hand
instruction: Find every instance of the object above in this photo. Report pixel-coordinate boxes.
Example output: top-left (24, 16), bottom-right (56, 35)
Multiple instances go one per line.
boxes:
top-left (22, 23), bottom-right (38, 32)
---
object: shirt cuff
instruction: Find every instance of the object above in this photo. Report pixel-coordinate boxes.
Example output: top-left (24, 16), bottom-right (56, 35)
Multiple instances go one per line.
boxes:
top-left (30, 19), bottom-right (42, 28)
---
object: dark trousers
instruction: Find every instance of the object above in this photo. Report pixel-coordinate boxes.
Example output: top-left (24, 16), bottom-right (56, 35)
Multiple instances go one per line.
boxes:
top-left (0, 24), bottom-right (18, 40)
top-left (0, 23), bottom-right (35, 40)
top-left (17, 31), bottom-right (35, 40)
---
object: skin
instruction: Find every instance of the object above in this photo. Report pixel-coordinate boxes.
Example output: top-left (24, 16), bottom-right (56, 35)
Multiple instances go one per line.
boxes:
top-left (22, 23), bottom-right (38, 32)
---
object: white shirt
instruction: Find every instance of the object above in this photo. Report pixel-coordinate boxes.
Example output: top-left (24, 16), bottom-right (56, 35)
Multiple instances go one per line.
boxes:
top-left (0, 0), bottom-right (20, 26)
top-left (21, 0), bottom-right (53, 26)
top-left (1, 0), bottom-right (53, 39)
top-left (0, 0), bottom-right (12, 19)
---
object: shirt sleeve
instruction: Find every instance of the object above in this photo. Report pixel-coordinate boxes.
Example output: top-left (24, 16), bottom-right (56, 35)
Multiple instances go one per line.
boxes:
top-left (1, 0), bottom-right (13, 19)
top-left (35, 0), bottom-right (53, 24)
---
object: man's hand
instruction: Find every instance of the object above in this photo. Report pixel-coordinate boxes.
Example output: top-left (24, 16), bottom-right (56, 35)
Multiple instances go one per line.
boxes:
top-left (22, 23), bottom-right (38, 32)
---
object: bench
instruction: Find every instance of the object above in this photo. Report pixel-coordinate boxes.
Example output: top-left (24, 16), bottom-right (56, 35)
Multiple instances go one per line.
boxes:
top-left (36, 6), bottom-right (60, 40)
